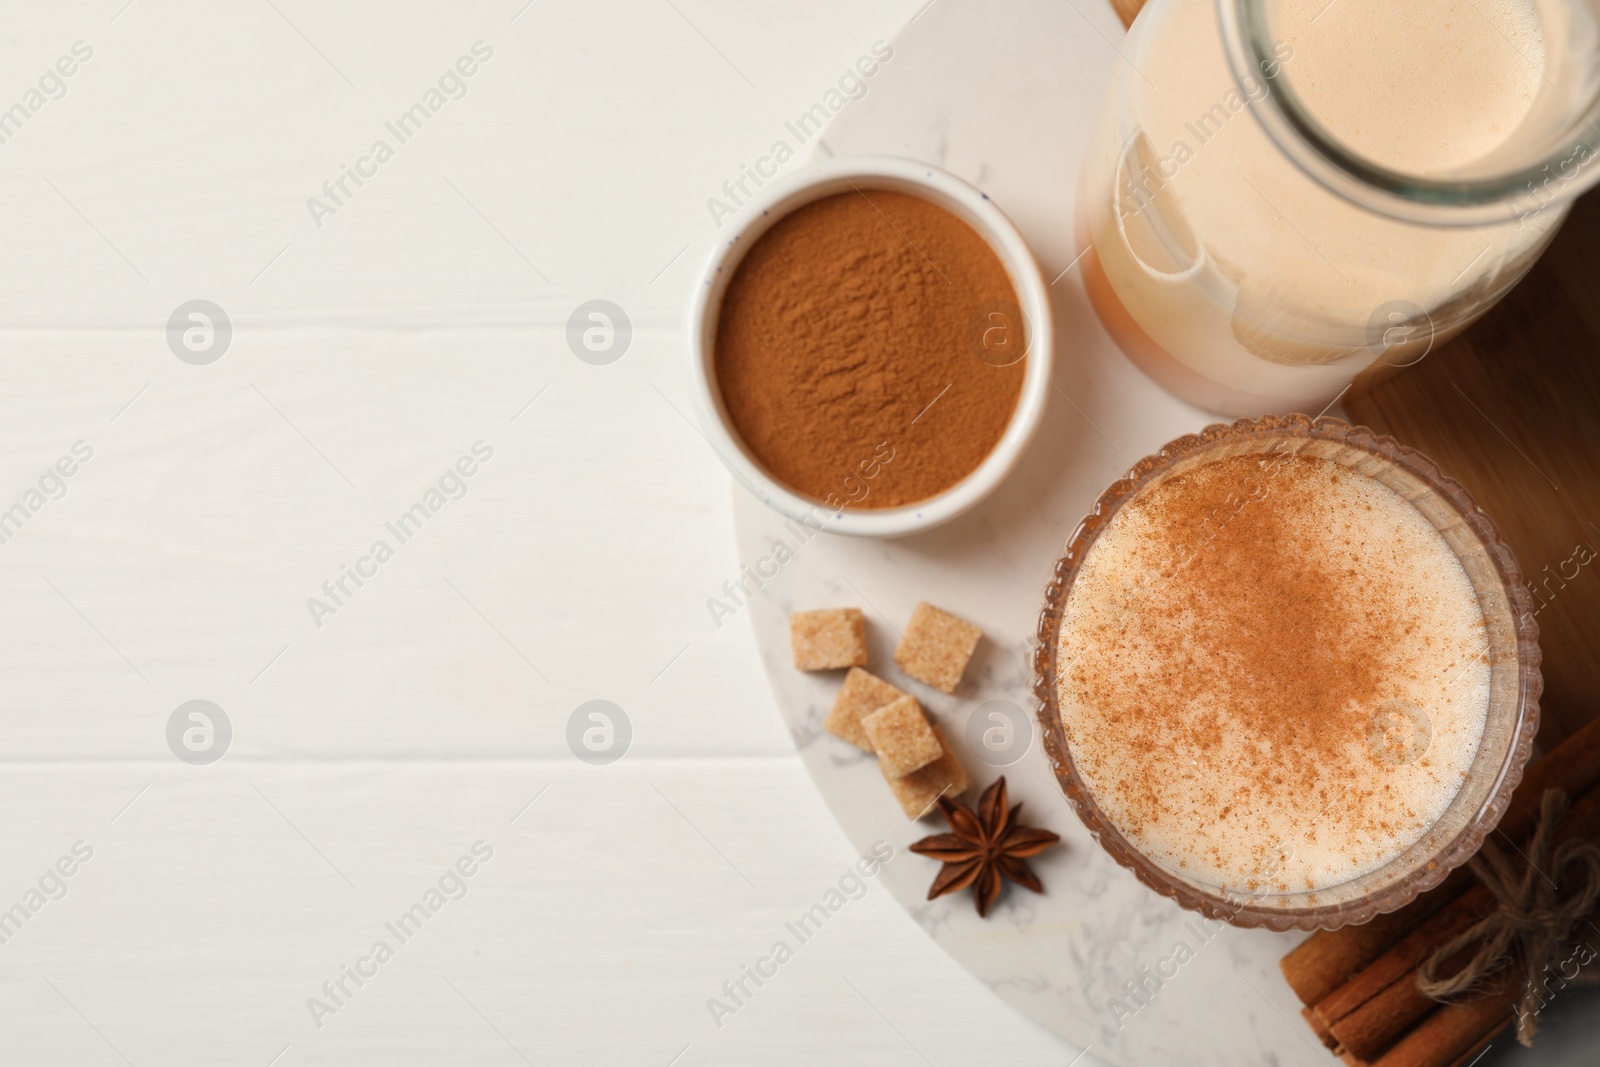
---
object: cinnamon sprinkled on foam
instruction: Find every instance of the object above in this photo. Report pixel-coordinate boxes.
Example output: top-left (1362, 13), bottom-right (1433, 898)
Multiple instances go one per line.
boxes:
top-left (1057, 454), bottom-right (1490, 893)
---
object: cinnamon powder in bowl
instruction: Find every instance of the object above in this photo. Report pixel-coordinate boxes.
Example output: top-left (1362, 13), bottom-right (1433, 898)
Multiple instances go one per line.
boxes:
top-left (687, 156), bottom-right (1052, 538)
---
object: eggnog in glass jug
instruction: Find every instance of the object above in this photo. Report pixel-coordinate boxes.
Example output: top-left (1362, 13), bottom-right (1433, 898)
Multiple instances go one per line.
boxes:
top-left (1080, 0), bottom-right (1600, 415)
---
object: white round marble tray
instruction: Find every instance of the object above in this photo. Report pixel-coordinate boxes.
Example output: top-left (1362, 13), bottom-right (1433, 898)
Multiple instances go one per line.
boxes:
top-left (730, 2), bottom-right (1339, 1065)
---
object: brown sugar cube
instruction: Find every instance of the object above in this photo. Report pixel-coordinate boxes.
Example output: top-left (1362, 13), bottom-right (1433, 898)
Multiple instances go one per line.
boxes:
top-left (893, 602), bottom-right (982, 693)
top-left (861, 695), bottom-right (943, 777)
top-left (882, 724), bottom-right (971, 819)
top-left (824, 668), bottom-right (907, 752)
top-left (789, 608), bottom-right (868, 671)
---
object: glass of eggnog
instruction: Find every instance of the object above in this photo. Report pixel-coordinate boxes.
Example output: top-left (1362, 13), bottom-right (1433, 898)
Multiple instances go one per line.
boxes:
top-left (1032, 416), bottom-right (1541, 930)
top-left (1080, 0), bottom-right (1600, 415)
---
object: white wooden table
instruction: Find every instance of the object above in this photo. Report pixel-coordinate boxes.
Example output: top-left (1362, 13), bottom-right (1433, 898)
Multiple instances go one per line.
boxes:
top-left (0, 2), bottom-right (1591, 1065)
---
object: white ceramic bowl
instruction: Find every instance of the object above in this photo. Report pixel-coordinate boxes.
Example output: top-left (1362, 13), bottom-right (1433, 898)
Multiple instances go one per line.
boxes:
top-left (686, 155), bottom-right (1053, 538)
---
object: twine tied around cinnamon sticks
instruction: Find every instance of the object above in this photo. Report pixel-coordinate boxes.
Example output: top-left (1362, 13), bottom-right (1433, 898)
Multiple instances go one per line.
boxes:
top-left (1417, 787), bottom-right (1600, 1046)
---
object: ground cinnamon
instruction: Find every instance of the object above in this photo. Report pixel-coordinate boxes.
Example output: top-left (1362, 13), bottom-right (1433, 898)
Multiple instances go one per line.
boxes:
top-left (714, 189), bottom-right (1025, 508)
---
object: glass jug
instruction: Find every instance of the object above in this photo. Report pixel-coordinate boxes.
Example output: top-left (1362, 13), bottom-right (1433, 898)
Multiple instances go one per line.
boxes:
top-left (1080, 0), bottom-right (1600, 415)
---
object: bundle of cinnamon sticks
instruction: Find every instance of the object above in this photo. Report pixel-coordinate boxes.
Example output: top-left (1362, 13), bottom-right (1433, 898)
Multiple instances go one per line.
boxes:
top-left (1281, 715), bottom-right (1600, 1067)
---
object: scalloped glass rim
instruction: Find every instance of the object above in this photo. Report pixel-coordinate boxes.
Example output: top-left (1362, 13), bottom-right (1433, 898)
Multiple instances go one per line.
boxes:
top-left (1031, 414), bottom-right (1542, 931)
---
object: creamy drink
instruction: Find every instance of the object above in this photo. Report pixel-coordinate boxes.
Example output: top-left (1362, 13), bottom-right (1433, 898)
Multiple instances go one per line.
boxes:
top-left (1081, 0), bottom-right (1562, 414)
top-left (1055, 452), bottom-right (1491, 892)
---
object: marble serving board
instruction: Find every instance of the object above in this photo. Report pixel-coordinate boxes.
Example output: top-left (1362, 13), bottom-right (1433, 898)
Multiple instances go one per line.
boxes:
top-left (728, 2), bottom-right (1341, 1064)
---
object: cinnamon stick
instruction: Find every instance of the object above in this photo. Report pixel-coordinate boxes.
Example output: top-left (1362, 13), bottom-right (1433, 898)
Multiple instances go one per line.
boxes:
top-left (1339, 1015), bottom-right (1503, 1067)
top-left (1283, 713), bottom-right (1600, 1005)
top-left (1324, 779), bottom-right (1600, 1059)
top-left (1370, 972), bottom-right (1517, 1067)
top-left (1304, 1004), bottom-right (1340, 1051)
top-left (1283, 900), bottom-right (1445, 1008)
top-left (1442, 1030), bottom-right (1497, 1067)
top-left (1283, 899), bottom-right (1445, 1008)
top-left (1317, 883), bottom-right (1496, 1029)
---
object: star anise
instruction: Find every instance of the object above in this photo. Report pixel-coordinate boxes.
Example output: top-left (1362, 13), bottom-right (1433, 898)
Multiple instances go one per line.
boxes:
top-left (909, 776), bottom-right (1060, 917)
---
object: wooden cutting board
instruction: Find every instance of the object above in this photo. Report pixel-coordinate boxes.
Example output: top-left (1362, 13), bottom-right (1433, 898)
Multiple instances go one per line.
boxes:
top-left (1114, 0), bottom-right (1600, 747)
top-left (1343, 198), bottom-right (1600, 746)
